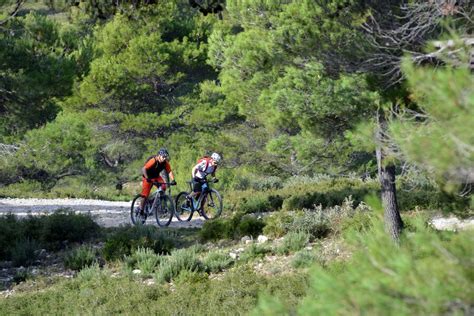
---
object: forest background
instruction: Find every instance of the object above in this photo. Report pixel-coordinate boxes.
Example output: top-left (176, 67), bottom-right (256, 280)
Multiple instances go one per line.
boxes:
top-left (0, 1), bottom-right (473, 314)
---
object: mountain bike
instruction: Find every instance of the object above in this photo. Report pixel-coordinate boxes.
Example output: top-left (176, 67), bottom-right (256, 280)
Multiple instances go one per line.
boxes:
top-left (175, 179), bottom-right (222, 221)
top-left (130, 182), bottom-right (176, 227)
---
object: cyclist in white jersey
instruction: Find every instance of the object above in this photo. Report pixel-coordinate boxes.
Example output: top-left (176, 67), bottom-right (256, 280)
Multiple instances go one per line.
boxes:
top-left (188, 152), bottom-right (221, 200)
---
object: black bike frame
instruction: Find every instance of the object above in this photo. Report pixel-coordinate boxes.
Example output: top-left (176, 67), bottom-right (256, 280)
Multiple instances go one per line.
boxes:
top-left (187, 179), bottom-right (214, 212)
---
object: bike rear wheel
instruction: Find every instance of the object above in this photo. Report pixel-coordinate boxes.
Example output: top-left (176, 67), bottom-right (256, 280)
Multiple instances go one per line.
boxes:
top-left (201, 189), bottom-right (223, 220)
top-left (155, 195), bottom-right (174, 227)
top-left (131, 194), bottom-right (147, 225)
top-left (175, 191), bottom-right (193, 221)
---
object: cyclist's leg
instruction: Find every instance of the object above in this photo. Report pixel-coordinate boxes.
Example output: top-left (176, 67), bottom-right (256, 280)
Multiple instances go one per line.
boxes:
top-left (140, 177), bottom-right (153, 211)
top-left (156, 176), bottom-right (167, 195)
top-left (189, 177), bottom-right (203, 199)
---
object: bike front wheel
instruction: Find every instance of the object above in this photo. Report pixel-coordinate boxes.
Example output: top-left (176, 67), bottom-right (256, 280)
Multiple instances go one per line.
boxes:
top-left (175, 191), bottom-right (193, 222)
top-left (201, 189), bottom-right (223, 220)
top-left (131, 194), bottom-right (147, 225)
top-left (155, 195), bottom-right (174, 227)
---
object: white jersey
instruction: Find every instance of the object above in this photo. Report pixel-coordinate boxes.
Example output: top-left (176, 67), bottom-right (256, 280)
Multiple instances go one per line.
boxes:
top-left (192, 158), bottom-right (216, 179)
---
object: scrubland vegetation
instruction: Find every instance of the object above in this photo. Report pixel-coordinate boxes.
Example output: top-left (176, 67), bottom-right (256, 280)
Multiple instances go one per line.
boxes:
top-left (0, 0), bottom-right (473, 314)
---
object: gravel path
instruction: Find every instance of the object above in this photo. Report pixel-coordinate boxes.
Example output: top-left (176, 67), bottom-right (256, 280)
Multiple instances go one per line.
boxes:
top-left (0, 198), bottom-right (205, 228)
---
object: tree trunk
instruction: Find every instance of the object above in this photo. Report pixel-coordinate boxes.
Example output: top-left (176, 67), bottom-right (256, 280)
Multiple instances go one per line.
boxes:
top-left (376, 109), bottom-right (403, 241)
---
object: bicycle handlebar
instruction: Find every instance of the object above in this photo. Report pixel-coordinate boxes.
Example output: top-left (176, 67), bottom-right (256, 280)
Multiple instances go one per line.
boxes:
top-left (151, 182), bottom-right (177, 186)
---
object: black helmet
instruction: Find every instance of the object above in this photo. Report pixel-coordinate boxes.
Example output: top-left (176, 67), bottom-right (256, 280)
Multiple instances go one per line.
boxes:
top-left (158, 148), bottom-right (170, 160)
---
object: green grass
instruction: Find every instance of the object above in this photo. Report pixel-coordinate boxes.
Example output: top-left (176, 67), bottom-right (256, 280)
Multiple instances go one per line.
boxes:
top-left (0, 266), bottom-right (308, 315)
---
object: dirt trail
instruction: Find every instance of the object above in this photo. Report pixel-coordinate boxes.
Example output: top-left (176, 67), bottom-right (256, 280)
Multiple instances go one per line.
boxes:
top-left (0, 198), bottom-right (205, 228)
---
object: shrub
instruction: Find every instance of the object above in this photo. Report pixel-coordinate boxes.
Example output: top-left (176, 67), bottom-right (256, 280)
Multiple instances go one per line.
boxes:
top-left (289, 210), bottom-right (331, 240)
top-left (295, 217), bottom-right (474, 315)
top-left (202, 250), bottom-right (234, 273)
top-left (277, 231), bottom-right (310, 255)
top-left (76, 263), bottom-right (104, 283)
top-left (237, 215), bottom-right (265, 238)
top-left (291, 250), bottom-right (318, 269)
top-left (64, 245), bottom-right (97, 271)
top-left (155, 246), bottom-right (202, 283)
top-left (126, 247), bottom-right (161, 275)
top-left (238, 196), bottom-right (271, 214)
top-left (200, 212), bottom-right (266, 241)
top-left (251, 176), bottom-right (283, 191)
top-left (199, 218), bottom-right (233, 241)
top-left (40, 211), bottom-right (100, 249)
top-left (339, 210), bottom-right (373, 236)
top-left (0, 215), bottom-right (22, 260)
top-left (103, 226), bottom-right (174, 261)
top-left (263, 211), bottom-right (296, 238)
top-left (11, 239), bottom-right (41, 267)
top-left (239, 244), bottom-right (272, 263)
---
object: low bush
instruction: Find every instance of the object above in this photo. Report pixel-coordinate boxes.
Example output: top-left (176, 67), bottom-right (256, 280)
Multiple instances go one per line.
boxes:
top-left (40, 211), bottom-right (100, 249)
top-left (202, 250), bottom-right (234, 273)
top-left (0, 212), bottom-right (100, 262)
top-left (247, 176), bottom-right (282, 191)
top-left (200, 212), bottom-right (267, 241)
top-left (11, 239), bottom-right (41, 267)
top-left (103, 226), bottom-right (174, 261)
top-left (295, 217), bottom-right (474, 315)
top-left (64, 245), bottom-right (97, 271)
top-left (76, 263), bottom-right (104, 282)
top-left (289, 210), bottom-right (331, 240)
top-left (0, 264), bottom-right (309, 315)
top-left (277, 231), bottom-right (310, 255)
top-left (199, 218), bottom-right (233, 241)
top-left (239, 244), bottom-right (272, 263)
top-left (262, 211), bottom-right (296, 238)
top-left (125, 247), bottom-right (161, 275)
top-left (237, 215), bottom-right (265, 238)
top-left (155, 246), bottom-right (203, 283)
top-left (291, 249), bottom-right (318, 269)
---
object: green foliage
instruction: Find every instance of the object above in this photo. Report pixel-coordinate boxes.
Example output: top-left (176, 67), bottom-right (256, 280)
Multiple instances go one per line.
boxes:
top-left (11, 239), bottom-right (41, 267)
top-left (76, 262), bottom-right (104, 283)
top-left (393, 61), bottom-right (474, 191)
top-left (288, 210), bottom-right (331, 240)
top-left (199, 212), bottom-right (265, 241)
top-left (199, 218), bottom-right (233, 241)
top-left (277, 231), bottom-right (309, 255)
top-left (125, 247), bottom-right (161, 275)
top-left (239, 243), bottom-right (272, 263)
top-left (40, 211), bottom-right (100, 249)
top-left (202, 250), bottom-right (234, 273)
top-left (0, 212), bottom-right (99, 261)
top-left (0, 13), bottom-right (81, 139)
top-left (263, 210), bottom-right (295, 238)
top-left (64, 244), bottom-right (97, 270)
top-left (155, 246), bottom-right (202, 283)
top-left (296, 217), bottom-right (474, 315)
top-left (291, 249), bottom-right (318, 269)
top-left (236, 215), bottom-right (265, 238)
top-left (102, 225), bottom-right (174, 261)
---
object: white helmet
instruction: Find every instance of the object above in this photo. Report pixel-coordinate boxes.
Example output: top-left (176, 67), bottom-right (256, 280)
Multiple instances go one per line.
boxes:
top-left (211, 152), bottom-right (222, 164)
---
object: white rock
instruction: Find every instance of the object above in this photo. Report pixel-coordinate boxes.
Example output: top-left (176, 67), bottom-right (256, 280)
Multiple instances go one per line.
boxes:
top-left (305, 246), bottom-right (313, 250)
top-left (241, 236), bottom-right (251, 243)
top-left (235, 247), bottom-right (245, 253)
top-left (132, 269), bottom-right (142, 274)
top-left (229, 252), bottom-right (238, 260)
top-left (245, 239), bottom-right (253, 245)
top-left (257, 235), bottom-right (268, 244)
top-left (145, 279), bottom-right (155, 285)
top-left (430, 217), bottom-right (474, 231)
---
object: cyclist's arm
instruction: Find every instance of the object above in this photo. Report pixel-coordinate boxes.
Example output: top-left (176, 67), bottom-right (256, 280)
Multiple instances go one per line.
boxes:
top-left (165, 162), bottom-right (175, 182)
